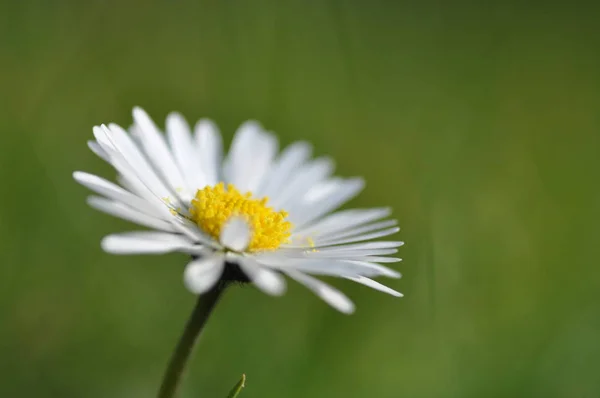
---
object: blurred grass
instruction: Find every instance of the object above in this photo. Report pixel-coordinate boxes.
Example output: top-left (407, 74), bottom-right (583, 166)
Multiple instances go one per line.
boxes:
top-left (1, 1), bottom-right (600, 397)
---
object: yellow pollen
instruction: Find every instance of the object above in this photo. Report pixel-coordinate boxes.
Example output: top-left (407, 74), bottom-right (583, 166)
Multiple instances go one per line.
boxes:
top-left (306, 237), bottom-right (318, 252)
top-left (189, 182), bottom-right (292, 252)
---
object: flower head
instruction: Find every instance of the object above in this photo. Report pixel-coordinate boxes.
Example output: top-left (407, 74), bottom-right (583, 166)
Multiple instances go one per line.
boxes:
top-left (74, 107), bottom-right (403, 313)
top-left (190, 182), bottom-right (292, 252)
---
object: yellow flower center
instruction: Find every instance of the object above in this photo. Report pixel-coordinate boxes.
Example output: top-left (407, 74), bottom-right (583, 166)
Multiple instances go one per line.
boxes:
top-left (189, 183), bottom-right (292, 252)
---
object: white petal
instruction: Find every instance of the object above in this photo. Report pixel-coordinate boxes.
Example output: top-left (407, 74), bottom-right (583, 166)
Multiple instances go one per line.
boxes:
top-left (269, 157), bottom-right (334, 210)
top-left (183, 254), bottom-right (225, 294)
top-left (353, 256), bottom-right (402, 263)
top-left (92, 124), bottom-right (116, 151)
top-left (223, 121), bottom-right (260, 183)
top-left (291, 178), bottom-right (365, 228)
top-left (238, 257), bottom-right (287, 296)
top-left (132, 107), bottom-right (188, 194)
top-left (311, 241), bottom-right (404, 251)
top-left (254, 256), bottom-right (401, 278)
top-left (302, 178), bottom-right (343, 203)
top-left (101, 231), bottom-right (193, 254)
top-left (277, 242), bottom-right (402, 256)
top-left (166, 112), bottom-right (206, 192)
top-left (293, 227), bottom-right (400, 248)
top-left (169, 217), bottom-right (223, 249)
top-left (93, 133), bottom-right (164, 209)
top-left (341, 260), bottom-right (401, 278)
top-left (87, 140), bottom-right (109, 162)
top-left (116, 174), bottom-right (166, 211)
top-left (275, 248), bottom-right (399, 258)
top-left (344, 275), bottom-right (403, 297)
top-left (237, 130), bottom-right (278, 193)
top-left (194, 119), bottom-right (223, 186)
top-left (100, 124), bottom-right (178, 207)
top-left (294, 208), bottom-right (392, 238)
top-left (220, 217), bottom-right (251, 252)
top-left (224, 121), bottom-right (277, 192)
top-left (284, 270), bottom-right (355, 314)
top-left (257, 141), bottom-right (312, 198)
top-left (87, 196), bottom-right (175, 231)
top-left (73, 171), bottom-right (158, 216)
top-left (302, 219), bottom-right (398, 245)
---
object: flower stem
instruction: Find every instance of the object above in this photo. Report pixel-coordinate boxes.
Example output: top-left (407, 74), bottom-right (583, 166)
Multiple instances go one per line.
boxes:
top-left (157, 286), bottom-right (224, 398)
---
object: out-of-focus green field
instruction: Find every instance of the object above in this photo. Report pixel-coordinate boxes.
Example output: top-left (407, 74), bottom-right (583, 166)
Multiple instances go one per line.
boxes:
top-left (1, 1), bottom-right (599, 397)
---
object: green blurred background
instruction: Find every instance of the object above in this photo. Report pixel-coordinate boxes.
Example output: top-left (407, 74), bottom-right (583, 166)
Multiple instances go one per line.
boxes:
top-left (1, 1), bottom-right (599, 397)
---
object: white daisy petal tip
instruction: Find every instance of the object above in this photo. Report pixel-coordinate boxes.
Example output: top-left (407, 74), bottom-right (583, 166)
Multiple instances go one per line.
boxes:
top-left (99, 123), bottom-right (112, 135)
top-left (194, 118), bottom-right (219, 134)
top-left (220, 216), bottom-right (251, 252)
top-left (346, 275), bottom-right (404, 297)
top-left (99, 235), bottom-right (116, 253)
top-left (183, 255), bottom-right (225, 294)
top-left (237, 258), bottom-right (287, 296)
top-left (166, 110), bottom-right (185, 122)
top-left (286, 271), bottom-right (356, 314)
top-left (106, 122), bottom-right (121, 132)
top-left (382, 241), bottom-right (404, 248)
top-left (325, 289), bottom-right (356, 314)
top-left (379, 267), bottom-right (402, 279)
top-left (73, 170), bottom-right (100, 184)
top-left (239, 119), bottom-right (263, 131)
top-left (92, 125), bottom-right (107, 139)
top-left (132, 106), bottom-right (148, 120)
top-left (100, 232), bottom-right (192, 255)
top-left (253, 269), bottom-right (287, 296)
top-left (87, 141), bottom-right (109, 161)
top-left (350, 177), bottom-right (366, 190)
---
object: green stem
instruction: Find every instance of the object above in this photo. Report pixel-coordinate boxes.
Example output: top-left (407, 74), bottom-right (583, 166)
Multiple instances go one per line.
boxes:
top-left (157, 286), bottom-right (224, 398)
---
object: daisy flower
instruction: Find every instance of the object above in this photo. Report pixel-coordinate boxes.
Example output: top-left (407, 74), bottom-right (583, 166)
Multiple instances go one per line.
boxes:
top-left (73, 107), bottom-right (403, 313)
